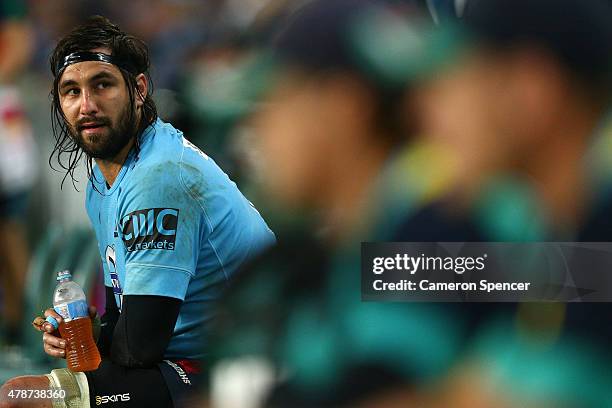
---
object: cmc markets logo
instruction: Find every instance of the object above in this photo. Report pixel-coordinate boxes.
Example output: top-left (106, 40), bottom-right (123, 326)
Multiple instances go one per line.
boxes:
top-left (120, 208), bottom-right (178, 252)
top-left (96, 394), bottom-right (130, 405)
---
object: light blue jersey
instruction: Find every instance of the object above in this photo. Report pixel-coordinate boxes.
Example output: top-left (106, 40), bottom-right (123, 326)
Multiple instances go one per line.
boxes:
top-left (86, 119), bottom-right (275, 360)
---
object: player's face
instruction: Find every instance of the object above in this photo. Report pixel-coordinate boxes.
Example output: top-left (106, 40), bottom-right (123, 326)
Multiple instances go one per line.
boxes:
top-left (417, 52), bottom-right (521, 176)
top-left (58, 55), bottom-right (136, 160)
top-left (252, 73), bottom-right (339, 207)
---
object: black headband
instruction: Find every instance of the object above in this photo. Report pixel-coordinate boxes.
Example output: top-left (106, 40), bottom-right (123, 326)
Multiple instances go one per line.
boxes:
top-left (56, 51), bottom-right (137, 76)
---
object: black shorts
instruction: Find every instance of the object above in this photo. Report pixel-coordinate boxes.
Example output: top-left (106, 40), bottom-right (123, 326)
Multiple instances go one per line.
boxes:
top-left (85, 358), bottom-right (202, 408)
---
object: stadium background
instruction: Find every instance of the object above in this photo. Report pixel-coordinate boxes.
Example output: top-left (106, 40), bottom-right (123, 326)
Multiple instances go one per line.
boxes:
top-left (1, 0), bottom-right (612, 407)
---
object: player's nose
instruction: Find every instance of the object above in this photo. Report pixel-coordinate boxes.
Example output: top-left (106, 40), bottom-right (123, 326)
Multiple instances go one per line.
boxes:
top-left (79, 89), bottom-right (99, 116)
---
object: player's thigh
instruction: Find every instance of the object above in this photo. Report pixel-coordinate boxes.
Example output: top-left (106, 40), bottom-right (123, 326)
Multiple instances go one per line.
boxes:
top-left (87, 359), bottom-right (172, 408)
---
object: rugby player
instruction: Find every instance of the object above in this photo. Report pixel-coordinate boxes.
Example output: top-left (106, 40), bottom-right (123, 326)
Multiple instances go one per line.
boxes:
top-left (0, 15), bottom-right (274, 408)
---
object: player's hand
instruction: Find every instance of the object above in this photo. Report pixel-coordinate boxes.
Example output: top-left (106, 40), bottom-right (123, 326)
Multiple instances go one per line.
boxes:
top-left (35, 307), bottom-right (98, 359)
top-left (39, 308), bottom-right (65, 359)
top-left (87, 305), bottom-right (98, 320)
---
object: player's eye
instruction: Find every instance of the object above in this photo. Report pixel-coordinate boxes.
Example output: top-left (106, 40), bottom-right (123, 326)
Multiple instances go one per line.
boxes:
top-left (65, 88), bottom-right (80, 96)
top-left (96, 81), bottom-right (111, 90)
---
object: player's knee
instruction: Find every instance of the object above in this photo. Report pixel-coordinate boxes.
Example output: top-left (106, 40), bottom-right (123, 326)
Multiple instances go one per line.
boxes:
top-left (0, 375), bottom-right (51, 408)
top-left (1, 378), bottom-right (18, 408)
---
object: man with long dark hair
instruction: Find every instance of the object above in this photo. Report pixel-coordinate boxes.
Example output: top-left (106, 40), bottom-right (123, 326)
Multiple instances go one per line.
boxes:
top-left (0, 16), bottom-right (274, 408)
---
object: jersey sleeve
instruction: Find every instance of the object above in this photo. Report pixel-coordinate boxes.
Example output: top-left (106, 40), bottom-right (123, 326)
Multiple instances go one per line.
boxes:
top-left (117, 161), bottom-right (203, 300)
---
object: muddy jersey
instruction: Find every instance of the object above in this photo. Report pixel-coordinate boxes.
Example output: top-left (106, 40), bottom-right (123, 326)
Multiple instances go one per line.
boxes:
top-left (86, 119), bottom-right (275, 359)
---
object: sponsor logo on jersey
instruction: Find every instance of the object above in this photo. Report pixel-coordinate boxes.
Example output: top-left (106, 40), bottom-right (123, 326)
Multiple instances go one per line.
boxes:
top-left (120, 208), bottom-right (178, 252)
top-left (163, 360), bottom-right (192, 385)
top-left (95, 393), bottom-right (131, 405)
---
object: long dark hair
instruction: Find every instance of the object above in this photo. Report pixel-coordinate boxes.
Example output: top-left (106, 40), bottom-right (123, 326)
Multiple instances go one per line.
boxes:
top-left (49, 15), bottom-right (157, 189)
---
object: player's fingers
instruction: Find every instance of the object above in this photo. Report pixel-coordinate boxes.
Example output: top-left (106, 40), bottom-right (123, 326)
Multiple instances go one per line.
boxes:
top-left (89, 305), bottom-right (98, 318)
top-left (43, 308), bottom-right (62, 321)
top-left (43, 331), bottom-right (66, 349)
top-left (43, 342), bottom-right (66, 359)
top-left (32, 316), bottom-right (46, 331)
top-left (43, 342), bottom-right (66, 358)
top-left (43, 308), bottom-right (63, 332)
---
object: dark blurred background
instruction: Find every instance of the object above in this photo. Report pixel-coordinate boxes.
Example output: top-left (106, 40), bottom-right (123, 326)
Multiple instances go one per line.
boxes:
top-left (2, 0), bottom-right (612, 407)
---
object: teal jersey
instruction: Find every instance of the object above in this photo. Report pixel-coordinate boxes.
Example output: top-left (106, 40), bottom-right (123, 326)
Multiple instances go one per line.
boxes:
top-left (86, 119), bottom-right (275, 359)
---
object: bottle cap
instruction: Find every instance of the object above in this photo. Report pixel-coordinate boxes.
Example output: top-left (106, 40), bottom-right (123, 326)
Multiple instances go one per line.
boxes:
top-left (56, 270), bottom-right (72, 281)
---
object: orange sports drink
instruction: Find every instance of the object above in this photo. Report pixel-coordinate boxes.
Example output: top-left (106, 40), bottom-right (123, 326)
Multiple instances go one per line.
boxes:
top-left (53, 270), bottom-right (101, 372)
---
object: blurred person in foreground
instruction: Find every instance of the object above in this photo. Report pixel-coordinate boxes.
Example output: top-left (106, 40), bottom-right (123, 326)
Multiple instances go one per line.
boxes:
top-left (402, 0), bottom-right (612, 241)
top-left (203, 1), bottom-right (476, 407)
top-left (0, 15), bottom-right (274, 408)
top-left (208, 0), bottom-right (612, 406)
top-left (395, 0), bottom-right (612, 406)
top-left (0, 0), bottom-right (36, 347)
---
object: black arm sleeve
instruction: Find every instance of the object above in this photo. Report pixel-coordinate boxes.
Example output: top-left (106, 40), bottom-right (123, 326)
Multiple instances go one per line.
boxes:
top-left (110, 294), bottom-right (182, 368)
top-left (97, 286), bottom-right (120, 357)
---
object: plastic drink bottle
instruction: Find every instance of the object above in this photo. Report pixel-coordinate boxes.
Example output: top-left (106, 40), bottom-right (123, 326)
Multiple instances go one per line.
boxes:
top-left (53, 270), bottom-right (101, 372)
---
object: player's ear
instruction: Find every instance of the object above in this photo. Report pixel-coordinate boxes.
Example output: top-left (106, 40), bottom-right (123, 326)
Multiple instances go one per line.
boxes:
top-left (134, 73), bottom-right (148, 108)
